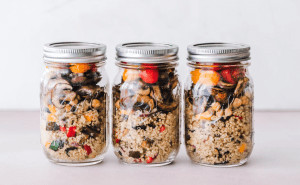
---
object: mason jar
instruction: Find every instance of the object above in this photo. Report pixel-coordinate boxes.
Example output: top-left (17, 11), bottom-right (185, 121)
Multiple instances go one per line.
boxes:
top-left (184, 43), bottom-right (254, 167)
top-left (40, 42), bottom-right (109, 166)
top-left (112, 42), bottom-right (180, 166)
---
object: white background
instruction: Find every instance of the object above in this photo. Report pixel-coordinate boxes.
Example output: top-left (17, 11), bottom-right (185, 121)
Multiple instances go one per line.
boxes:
top-left (0, 0), bottom-right (299, 110)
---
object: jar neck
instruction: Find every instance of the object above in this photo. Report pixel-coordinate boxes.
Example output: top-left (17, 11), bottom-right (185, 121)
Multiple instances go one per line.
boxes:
top-left (188, 61), bottom-right (250, 69)
top-left (116, 61), bottom-right (178, 69)
top-left (44, 61), bottom-right (104, 69)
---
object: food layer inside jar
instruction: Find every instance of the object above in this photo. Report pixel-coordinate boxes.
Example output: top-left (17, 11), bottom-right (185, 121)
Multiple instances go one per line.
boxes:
top-left (113, 64), bottom-right (180, 164)
top-left (41, 63), bottom-right (107, 162)
top-left (185, 63), bottom-right (253, 165)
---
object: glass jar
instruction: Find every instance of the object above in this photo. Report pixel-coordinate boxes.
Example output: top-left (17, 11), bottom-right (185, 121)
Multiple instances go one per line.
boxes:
top-left (184, 43), bottom-right (254, 167)
top-left (40, 42), bottom-right (109, 166)
top-left (112, 42), bottom-right (180, 166)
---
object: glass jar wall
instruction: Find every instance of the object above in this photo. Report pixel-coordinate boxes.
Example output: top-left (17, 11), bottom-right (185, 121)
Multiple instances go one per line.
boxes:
top-left (112, 42), bottom-right (180, 166)
top-left (184, 43), bottom-right (254, 167)
top-left (40, 42), bottom-right (109, 166)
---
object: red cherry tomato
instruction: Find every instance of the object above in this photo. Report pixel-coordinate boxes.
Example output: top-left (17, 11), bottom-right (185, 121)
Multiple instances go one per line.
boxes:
top-left (146, 156), bottom-right (153, 164)
top-left (84, 144), bottom-right (92, 155)
top-left (67, 126), bottom-right (76, 137)
top-left (139, 69), bottom-right (159, 84)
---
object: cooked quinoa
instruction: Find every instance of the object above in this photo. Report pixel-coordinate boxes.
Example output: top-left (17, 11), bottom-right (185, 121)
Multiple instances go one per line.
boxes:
top-left (113, 108), bottom-right (179, 164)
top-left (185, 98), bottom-right (253, 165)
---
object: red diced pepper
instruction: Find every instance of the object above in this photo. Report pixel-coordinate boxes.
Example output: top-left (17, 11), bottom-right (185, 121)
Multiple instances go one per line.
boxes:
top-left (221, 67), bottom-right (245, 84)
top-left (60, 126), bottom-right (66, 132)
top-left (211, 63), bottom-right (221, 71)
top-left (115, 139), bottom-right (120, 143)
top-left (235, 115), bottom-right (243, 120)
top-left (84, 144), bottom-right (92, 155)
top-left (159, 125), bottom-right (165, 132)
top-left (231, 68), bottom-right (245, 82)
top-left (146, 156), bottom-right (153, 164)
top-left (221, 69), bottom-right (235, 84)
top-left (91, 63), bottom-right (97, 72)
top-left (67, 126), bottom-right (76, 137)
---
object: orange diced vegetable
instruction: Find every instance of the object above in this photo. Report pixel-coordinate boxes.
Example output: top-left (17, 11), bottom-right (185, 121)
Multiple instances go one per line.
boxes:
top-left (239, 143), bottom-right (247, 153)
top-left (84, 112), bottom-right (93, 122)
top-left (48, 104), bottom-right (56, 114)
top-left (47, 114), bottom-right (56, 122)
top-left (190, 69), bottom-right (201, 84)
top-left (123, 69), bottom-right (140, 82)
top-left (199, 70), bottom-right (220, 86)
top-left (70, 63), bottom-right (90, 73)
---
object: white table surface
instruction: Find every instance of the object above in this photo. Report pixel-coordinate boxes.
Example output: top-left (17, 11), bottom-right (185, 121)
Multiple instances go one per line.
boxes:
top-left (0, 111), bottom-right (299, 185)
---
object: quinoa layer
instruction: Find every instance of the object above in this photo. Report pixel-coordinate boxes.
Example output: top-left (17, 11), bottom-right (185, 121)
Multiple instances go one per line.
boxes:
top-left (113, 109), bottom-right (179, 164)
top-left (185, 100), bottom-right (253, 165)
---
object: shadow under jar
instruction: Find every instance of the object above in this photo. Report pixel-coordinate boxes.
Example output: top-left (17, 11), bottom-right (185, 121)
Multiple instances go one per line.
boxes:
top-left (112, 42), bottom-right (181, 166)
top-left (184, 43), bottom-right (254, 167)
top-left (40, 42), bottom-right (109, 166)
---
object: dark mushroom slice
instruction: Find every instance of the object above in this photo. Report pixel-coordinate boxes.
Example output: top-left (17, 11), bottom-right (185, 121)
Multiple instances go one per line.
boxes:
top-left (129, 151), bottom-right (141, 159)
top-left (150, 85), bottom-right (163, 102)
top-left (92, 87), bottom-right (106, 100)
top-left (134, 95), bottom-right (155, 112)
top-left (65, 147), bottom-right (77, 157)
top-left (76, 85), bottom-right (101, 99)
top-left (217, 80), bottom-right (235, 89)
top-left (76, 85), bottom-right (97, 99)
top-left (69, 73), bottom-right (87, 86)
top-left (151, 85), bottom-right (178, 111)
top-left (157, 101), bottom-right (178, 111)
top-left (234, 77), bottom-right (249, 97)
top-left (132, 125), bottom-right (147, 130)
top-left (81, 125), bottom-right (101, 138)
top-left (211, 88), bottom-right (228, 103)
top-left (46, 122), bottom-right (60, 131)
top-left (137, 83), bottom-right (150, 96)
top-left (170, 78), bottom-right (179, 90)
top-left (84, 71), bottom-right (102, 85)
top-left (157, 69), bottom-right (170, 85)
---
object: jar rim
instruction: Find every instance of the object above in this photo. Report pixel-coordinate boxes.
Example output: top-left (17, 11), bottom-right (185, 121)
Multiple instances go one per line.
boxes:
top-left (187, 61), bottom-right (250, 68)
top-left (43, 42), bottom-right (107, 63)
top-left (116, 61), bottom-right (178, 69)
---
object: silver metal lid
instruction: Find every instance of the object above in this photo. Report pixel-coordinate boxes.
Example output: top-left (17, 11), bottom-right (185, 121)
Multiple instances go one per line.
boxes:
top-left (116, 42), bottom-right (178, 63)
top-left (187, 43), bottom-right (250, 63)
top-left (43, 42), bottom-right (106, 63)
